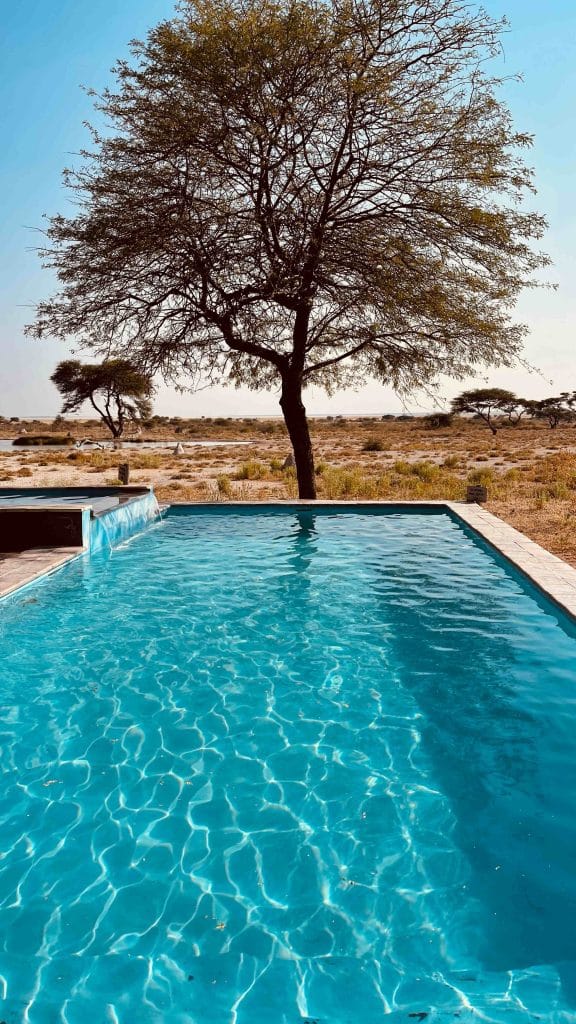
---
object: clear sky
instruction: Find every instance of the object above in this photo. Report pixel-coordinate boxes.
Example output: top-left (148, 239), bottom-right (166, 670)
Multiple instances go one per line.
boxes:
top-left (1, 0), bottom-right (574, 418)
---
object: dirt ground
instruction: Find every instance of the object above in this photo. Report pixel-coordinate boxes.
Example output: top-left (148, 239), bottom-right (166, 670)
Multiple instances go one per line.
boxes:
top-left (2, 415), bottom-right (576, 567)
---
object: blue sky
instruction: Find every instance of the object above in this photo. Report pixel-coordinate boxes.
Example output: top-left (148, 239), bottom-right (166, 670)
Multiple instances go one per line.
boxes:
top-left (1, 0), bottom-right (574, 418)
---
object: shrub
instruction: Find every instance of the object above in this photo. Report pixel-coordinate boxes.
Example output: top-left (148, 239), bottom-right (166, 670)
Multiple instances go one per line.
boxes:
top-left (12, 434), bottom-right (74, 447)
top-left (424, 412), bottom-right (453, 429)
top-left (362, 438), bottom-right (384, 452)
top-left (234, 460), bottom-right (269, 480)
top-left (468, 467), bottom-right (494, 486)
top-left (216, 475), bottom-right (233, 497)
top-left (410, 461), bottom-right (439, 482)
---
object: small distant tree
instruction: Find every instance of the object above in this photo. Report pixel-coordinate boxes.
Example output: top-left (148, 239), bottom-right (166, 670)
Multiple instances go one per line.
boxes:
top-left (51, 359), bottom-right (154, 439)
top-left (451, 388), bottom-right (521, 435)
top-left (529, 394), bottom-right (576, 429)
top-left (499, 396), bottom-right (532, 427)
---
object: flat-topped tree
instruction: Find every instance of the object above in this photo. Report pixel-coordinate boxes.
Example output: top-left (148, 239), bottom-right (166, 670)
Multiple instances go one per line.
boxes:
top-left (451, 388), bottom-right (523, 434)
top-left (530, 394), bottom-right (576, 428)
top-left (29, 0), bottom-right (548, 498)
top-left (51, 359), bottom-right (153, 439)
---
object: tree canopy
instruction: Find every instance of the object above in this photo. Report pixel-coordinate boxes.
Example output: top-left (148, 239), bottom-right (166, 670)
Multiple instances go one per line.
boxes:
top-left (29, 0), bottom-right (549, 496)
top-left (451, 387), bottom-right (520, 433)
top-left (51, 359), bottom-right (153, 438)
top-left (530, 394), bottom-right (576, 429)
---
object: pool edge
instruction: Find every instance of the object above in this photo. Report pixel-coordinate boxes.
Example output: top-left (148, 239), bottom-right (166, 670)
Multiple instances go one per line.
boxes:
top-left (3, 499), bottom-right (576, 621)
top-left (0, 547), bottom-right (84, 600)
top-left (166, 499), bottom-right (576, 621)
top-left (445, 501), bottom-right (576, 621)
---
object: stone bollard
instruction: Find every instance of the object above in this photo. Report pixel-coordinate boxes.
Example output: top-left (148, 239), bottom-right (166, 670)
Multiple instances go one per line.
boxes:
top-left (118, 463), bottom-right (130, 485)
top-left (466, 484), bottom-right (487, 504)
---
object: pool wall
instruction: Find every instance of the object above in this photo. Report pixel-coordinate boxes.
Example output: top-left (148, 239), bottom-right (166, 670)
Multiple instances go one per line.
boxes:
top-left (0, 488), bottom-right (160, 555)
top-left (88, 490), bottom-right (160, 552)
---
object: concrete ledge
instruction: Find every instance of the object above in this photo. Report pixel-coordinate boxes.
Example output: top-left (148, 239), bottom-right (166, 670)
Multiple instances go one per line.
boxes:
top-left (0, 547), bottom-right (83, 599)
top-left (446, 501), bottom-right (576, 620)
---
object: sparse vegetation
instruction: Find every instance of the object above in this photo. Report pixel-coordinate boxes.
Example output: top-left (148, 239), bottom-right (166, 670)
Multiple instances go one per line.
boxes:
top-left (3, 416), bottom-right (576, 567)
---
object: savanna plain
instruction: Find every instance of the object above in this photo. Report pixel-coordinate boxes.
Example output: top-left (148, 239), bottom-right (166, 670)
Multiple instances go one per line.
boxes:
top-left (3, 415), bottom-right (576, 567)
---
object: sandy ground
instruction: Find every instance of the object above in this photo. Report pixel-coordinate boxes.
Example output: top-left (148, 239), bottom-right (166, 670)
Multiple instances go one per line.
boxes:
top-left (2, 416), bottom-right (576, 567)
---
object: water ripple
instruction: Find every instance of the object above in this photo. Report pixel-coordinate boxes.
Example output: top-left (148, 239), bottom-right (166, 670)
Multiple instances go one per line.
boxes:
top-left (1, 508), bottom-right (576, 1022)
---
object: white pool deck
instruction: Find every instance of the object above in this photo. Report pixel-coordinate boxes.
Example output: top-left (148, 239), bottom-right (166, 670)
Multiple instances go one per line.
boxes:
top-left (1, 500), bottom-right (576, 620)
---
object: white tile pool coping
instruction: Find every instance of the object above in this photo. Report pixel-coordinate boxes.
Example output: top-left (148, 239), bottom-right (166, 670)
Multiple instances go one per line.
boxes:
top-left (2, 501), bottom-right (576, 620)
top-left (447, 501), bottom-right (576, 619)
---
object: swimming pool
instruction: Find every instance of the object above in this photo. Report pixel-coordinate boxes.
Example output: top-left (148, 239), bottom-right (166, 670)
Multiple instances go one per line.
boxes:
top-left (0, 506), bottom-right (575, 1023)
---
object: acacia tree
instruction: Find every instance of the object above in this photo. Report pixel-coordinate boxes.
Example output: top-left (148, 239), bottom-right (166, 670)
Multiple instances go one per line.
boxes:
top-left (530, 394), bottom-right (576, 429)
top-left (29, 0), bottom-right (548, 498)
top-left (51, 359), bottom-right (153, 439)
top-left (451, 387), bottom-right (522, 434)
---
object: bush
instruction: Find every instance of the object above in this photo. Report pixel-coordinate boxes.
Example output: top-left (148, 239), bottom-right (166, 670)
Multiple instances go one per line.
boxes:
top-left (216, 475), bottom-right (233, 497)
top-left (410, 461), bottom-right (440, 482)
top-left (362, 438), bottom-right (384, 452)
top-left (424, 412), bottom-right (453, 429)
top-left (12, 434), bottom-right (74, 447)
top-left (468, 467), bottom-right (494, 486)
top-left (233, 460), bottom-right (269, 480)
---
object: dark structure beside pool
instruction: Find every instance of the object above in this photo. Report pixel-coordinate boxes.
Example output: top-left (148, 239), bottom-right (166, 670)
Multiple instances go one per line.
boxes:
top-left (0, 486), bottom-right (159, 553)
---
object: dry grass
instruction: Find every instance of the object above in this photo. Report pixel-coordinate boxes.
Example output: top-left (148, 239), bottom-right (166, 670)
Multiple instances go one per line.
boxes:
top-left (3, 416), bottom-right (576, 565)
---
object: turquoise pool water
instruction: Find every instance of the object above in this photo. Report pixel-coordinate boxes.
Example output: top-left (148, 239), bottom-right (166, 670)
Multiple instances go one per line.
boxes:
top-left (1, 506), bottom-right (576, 1023)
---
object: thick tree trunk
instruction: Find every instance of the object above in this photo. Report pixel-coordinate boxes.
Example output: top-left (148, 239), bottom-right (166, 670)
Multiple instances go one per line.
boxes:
top-left (279, 374), bottom-right (316, 499)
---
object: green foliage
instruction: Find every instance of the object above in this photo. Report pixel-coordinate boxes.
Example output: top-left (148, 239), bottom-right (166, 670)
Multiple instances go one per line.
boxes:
top-left (528, 394), bottom-right (576, 428)
top-left (29, 0), bottom-right (549, 497)
top-left (468, 467), bottom-right (495, 486)
top-left (233, 460), bottom-right (269, 480)
top-left (451, 388), bottom-right (525, 433)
